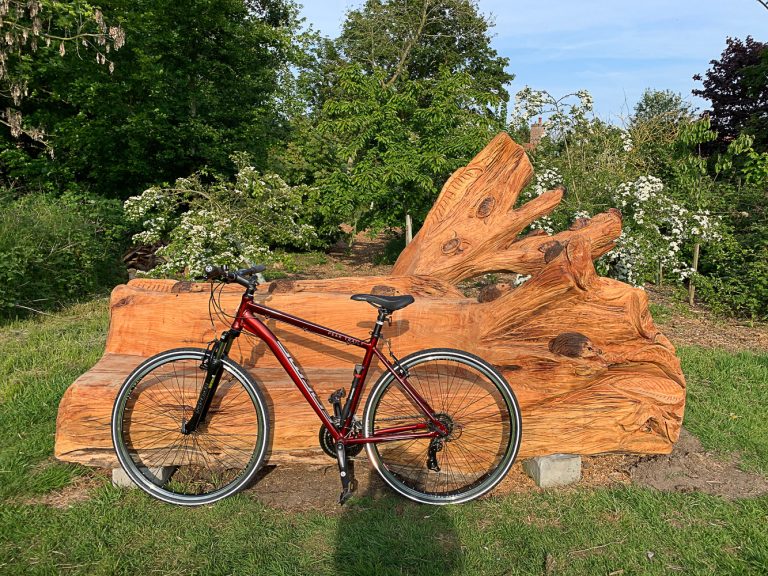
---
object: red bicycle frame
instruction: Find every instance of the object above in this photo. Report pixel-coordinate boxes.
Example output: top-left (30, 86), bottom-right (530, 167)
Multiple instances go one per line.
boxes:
top-left (229, 292), bottom-right (448, 445)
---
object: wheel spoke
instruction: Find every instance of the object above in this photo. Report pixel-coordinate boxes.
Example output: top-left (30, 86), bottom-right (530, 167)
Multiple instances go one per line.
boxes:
top-left (114, 351), bottom-right (267, 505)
top-left (367, 350), bottom-right (520, 504)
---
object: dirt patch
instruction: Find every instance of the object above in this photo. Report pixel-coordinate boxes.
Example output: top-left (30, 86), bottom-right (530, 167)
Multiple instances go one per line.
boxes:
top-left (629, 428), bottom-right (768, 500)
top-left (27, 432), bottom-right (766, 512)
top-left (242, 426), bottom-right (768, 512)
top-left (241, 451), bottom-right (641, 513)
top-left (280, 230), bottom-right (394, 281)
top-left (21, 471), bottom-right (108, 509)
top-left (646, 286), bottom-right (768, 353)
top-left (244, 461), bottom-right (390, 513)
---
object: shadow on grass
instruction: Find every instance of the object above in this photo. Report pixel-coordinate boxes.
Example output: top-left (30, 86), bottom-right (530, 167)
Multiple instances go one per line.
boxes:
top-left (333, 467), bottom-right (463, 576)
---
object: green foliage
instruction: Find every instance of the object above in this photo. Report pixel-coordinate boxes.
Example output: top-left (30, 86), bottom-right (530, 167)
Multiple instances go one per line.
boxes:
top-left (307, 64), bottom-right (503, 236)
top-left (0, 0), bottom-right (124, 142)
top-left (0, 192), bottom-right (126, 317)
top-left (340, 0), bottom-right (510, 95)
top-left (716, 133), bottom-right (768, 184)
top-left (694, 216), bottom-right (768, 319)
top-left (2, 0), bottom-right (300, 199)
top-left (632, 88), bottom-right (692, 126)
top-left (125, 156), bottom-right (316, 278)
top-left (283, 0), bottom-right (512, 241)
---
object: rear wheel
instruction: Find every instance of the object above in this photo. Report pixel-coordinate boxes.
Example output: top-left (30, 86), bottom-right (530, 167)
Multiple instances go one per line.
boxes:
top-left (111, 348), bottom-right (269, 506)
top-left (363, 348), bottom-right (521, 505)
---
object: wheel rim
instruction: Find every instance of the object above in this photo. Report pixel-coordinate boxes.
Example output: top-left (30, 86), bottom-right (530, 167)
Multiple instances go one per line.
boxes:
top-left (115, 353), bottom-right (264, 503)
top-left (366, 352), bottom-right (519, 503)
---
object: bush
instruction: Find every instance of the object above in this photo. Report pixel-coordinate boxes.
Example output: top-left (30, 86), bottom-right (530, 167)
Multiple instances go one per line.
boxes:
top-left (696, 233), bottom-right (768, 320)
top-left (125, 156), bottom-right (317, 278)
top-left (0, 192), bottom-right (127, 318)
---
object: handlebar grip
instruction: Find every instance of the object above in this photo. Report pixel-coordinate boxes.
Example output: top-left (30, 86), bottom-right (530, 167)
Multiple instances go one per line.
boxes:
top-left (239, 264), bottom-right (266, 276)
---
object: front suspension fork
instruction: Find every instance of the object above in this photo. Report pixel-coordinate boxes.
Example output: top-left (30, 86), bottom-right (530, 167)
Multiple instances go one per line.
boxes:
top-left (182, 330), bottom-right (238, 434)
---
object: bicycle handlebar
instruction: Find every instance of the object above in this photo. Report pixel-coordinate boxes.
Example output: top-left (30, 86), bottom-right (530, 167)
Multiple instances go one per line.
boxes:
top-left (203, 264), bottom-right (266, 287)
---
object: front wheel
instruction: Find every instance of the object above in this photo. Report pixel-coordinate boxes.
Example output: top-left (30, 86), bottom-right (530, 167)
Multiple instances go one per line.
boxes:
top-left (111, 348), bottom-right (270, 506)
top-left (363, 348), bottom-right (521, 505)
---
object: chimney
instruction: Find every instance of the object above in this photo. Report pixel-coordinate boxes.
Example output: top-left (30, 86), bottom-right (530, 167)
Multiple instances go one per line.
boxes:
top-left (529, 117), bottom-right (544, 147)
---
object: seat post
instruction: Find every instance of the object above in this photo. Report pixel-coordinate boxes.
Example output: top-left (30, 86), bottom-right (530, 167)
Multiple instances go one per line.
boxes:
top-left (371, 308), bottom-right (389, 339)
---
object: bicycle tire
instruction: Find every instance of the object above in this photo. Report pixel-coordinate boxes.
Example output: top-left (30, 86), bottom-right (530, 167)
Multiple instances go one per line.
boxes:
top-left (363, 348), bottom-right (521, 505)
top-left (111, 348), bottom-right (269, 506)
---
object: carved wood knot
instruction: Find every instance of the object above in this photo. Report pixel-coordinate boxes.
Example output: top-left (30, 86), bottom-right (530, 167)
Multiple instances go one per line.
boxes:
top-left (268, 279), bottom-right (295, 294)
top-left (171, 281), bottom-right (194, 293)
top-left (371, 285), bottom-right (397, 296)
top-left (548, 332), bottom-right (603, 358)
top-left (476, 196), bottom-right (496, 218)
top-left (477, 282), bottom-right (511, 303)
top-left (538, 240), bottom-right (564, 263)
top-left (441, 235), bottom-right (462, 255)
top-left (569, 217), bottom-right (591, 231)
top-left (112, 296), bottom-right (134, 309)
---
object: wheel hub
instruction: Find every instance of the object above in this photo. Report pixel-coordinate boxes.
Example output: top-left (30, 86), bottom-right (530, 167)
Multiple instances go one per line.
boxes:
top-left (433, 412), bottom-right (462, 441)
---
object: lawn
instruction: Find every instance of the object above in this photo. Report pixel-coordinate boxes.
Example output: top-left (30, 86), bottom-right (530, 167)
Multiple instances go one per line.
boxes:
top-left (1, 300), bottom-right (767, 575)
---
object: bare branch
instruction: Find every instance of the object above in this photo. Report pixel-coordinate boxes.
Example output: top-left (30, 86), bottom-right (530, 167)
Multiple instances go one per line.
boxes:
top-left (384, 0), bottom-right (431, 89)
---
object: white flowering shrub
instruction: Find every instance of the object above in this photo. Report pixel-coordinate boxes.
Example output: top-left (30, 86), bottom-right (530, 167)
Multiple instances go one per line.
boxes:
top-left (124, 159), bottom-right (316, 278)
top-left (602, 176), bottom-right (721, 285)
top-left (518, 166), bottom-right (563, 234)
top-left (619, 129), bottom-right (633, 152)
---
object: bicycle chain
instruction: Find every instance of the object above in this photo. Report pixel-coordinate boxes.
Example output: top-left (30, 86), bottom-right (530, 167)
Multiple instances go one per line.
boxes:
top-left (375, 415), bottom-right (424, 422)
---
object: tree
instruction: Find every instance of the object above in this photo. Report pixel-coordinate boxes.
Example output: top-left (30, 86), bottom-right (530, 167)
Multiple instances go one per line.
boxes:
top-left (339, 0), bottom-right (509, 97)
top-left (693, 36), bottom-right (768, 149)
top-left (2, 0), bottom-right (300, 198)
top-left (0, 0), bottom-right (124, 142)
top-left (285, 0), bottom-right (513, 242)
top-left (632, 88), bottom-right (692, 126)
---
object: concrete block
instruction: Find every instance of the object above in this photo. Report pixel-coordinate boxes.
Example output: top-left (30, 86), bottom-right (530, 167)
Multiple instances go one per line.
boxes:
top-left (112, 466), bottom-right (174, 488)
top-left (523, 454), bottom-right (582, 488)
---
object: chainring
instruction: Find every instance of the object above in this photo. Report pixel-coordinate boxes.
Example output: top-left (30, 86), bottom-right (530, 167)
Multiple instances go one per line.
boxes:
top-left (319, 424), bottom-right (364, 459)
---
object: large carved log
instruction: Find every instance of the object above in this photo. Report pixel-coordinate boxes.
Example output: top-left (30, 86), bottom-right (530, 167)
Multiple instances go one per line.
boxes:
top-left (55, 133), bottom-right (685, 469)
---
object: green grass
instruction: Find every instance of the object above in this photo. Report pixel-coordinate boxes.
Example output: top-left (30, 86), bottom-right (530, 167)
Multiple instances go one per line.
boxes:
top-left (0, 302), bottom-right (767, 574)
top-left (0, 298), bottom-right (110, 499)
top-left (649, 302), bottom-right (674, 324)
top-left (679, 346), bottom-right (768, 474)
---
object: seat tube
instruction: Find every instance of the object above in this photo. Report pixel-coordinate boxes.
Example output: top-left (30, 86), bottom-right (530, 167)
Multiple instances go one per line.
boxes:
top-left (340, 309), bottom-right (387, 430)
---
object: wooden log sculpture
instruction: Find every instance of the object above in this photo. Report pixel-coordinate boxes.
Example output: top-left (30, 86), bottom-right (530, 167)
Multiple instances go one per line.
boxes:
top-left (55, 133), bottom-right (685, 469)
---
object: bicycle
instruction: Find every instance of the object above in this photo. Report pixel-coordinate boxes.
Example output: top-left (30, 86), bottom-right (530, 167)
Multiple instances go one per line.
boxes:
top-left (111, 264), bottom-right (522, 506)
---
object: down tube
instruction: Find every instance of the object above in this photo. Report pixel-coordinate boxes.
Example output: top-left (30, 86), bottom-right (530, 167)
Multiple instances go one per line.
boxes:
top-left (238, 308), bottom-right (339, 436)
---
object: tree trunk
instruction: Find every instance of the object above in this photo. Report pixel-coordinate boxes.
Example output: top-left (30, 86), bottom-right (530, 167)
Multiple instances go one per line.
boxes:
top-left (55, 133), bottom-right (685, 468)
top-left (405, 212), bottom-right (413, 245)
top-left (688, 242), bottom-right (700, 306)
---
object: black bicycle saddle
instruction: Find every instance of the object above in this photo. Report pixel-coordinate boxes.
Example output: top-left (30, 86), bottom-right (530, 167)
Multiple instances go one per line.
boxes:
top-left (350, 293), bottom-right (415, 312)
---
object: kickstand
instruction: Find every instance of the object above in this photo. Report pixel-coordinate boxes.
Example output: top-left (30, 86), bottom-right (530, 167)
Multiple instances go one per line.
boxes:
top-left (336, 441), bottom-right (358, 505)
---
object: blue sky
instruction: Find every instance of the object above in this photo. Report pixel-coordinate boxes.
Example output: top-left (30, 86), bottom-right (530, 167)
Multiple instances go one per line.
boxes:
top-left (298, 0), bottom-right (766, 122)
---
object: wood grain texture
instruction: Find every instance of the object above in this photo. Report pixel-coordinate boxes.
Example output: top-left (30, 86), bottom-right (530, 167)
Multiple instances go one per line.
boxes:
top-left (55, 132), bottom-right (685, 469)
